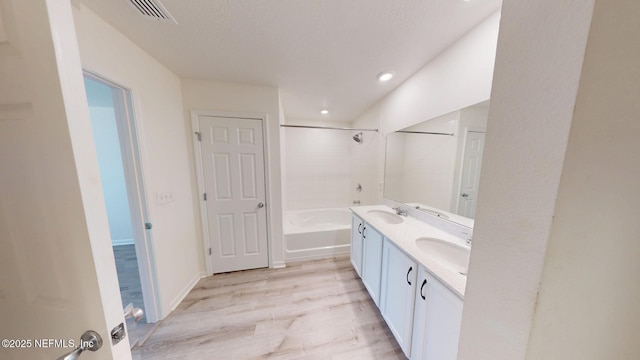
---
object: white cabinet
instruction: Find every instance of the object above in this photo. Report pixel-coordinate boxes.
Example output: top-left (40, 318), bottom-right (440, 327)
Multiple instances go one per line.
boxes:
top-left (352, 209), bottom-right (465, 360)
top-left (350, 215), bottom-right (364, 277)
top-left (380, 238), bottom-right (418, 357)
top-left (361, 225), bottom-right (383, 306)
top-left (410, 266), bottom-right (464, 360)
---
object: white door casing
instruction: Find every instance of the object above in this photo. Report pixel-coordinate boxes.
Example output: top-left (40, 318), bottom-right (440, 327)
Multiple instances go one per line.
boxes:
top-left (193, 113), bottom-right (269, 274)
top-left (0, 0), bottom-right (128, 359)
top-left (457, 130), bottom-right (486, 218)
top-left (84, 71), bottom-right (162, 323)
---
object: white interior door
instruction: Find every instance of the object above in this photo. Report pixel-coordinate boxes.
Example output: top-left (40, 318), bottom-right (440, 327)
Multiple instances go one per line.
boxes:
top-left (197, 115), bottom-right (269, 274)
top-left (457, 131), bottom-right (486, 218)
top-left (0, 1), bottom-right (128, 359)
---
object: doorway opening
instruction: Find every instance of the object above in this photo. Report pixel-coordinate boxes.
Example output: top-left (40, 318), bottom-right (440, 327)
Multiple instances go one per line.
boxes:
top-left (83, 72), bottom-right (160, 347)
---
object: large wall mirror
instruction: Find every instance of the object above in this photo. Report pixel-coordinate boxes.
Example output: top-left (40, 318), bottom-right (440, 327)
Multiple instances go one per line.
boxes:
top-left (384, 100), bottom-right (489, 228)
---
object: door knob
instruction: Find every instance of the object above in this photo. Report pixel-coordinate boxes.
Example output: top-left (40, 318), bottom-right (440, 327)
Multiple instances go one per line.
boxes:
top-left (123, 303), bottom-right (144, 322)
top-left (56, 330), bottom-right (102, 360)
top-left (461, 193), bottom-right (470, 198)
top-left (258, 202), bottom-right (265, 208)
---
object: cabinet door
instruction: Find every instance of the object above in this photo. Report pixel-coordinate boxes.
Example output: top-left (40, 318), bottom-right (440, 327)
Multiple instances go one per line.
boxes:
top-left (380, 239), bottom-right (418, 357)
top-left (361, 226), bottom-right (383, 306)
top-left (411, 267), bottom-right (463, 360)
top-left (350, 215), bottom-right (364, 277)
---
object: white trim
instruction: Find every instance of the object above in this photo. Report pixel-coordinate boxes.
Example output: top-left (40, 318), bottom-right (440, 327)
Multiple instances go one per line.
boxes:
top-left (112, 238), bottom-right (135, 246)
top-left (83, 70), bottom-right (162, 322)
top-left (191, 110), bottom-right (272, 276)
top-left (168, 272), bottom-right (205, 312)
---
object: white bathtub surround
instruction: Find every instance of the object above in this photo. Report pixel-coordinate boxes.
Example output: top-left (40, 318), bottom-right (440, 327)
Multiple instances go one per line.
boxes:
top-left (283, 208), bottom-right (352, 261)
top-left (349, 130), bottom-right (381, 206)
top-left (282, 121), bottom-right (380, 210)
top-left (351, 205), bottom-right (469, 298)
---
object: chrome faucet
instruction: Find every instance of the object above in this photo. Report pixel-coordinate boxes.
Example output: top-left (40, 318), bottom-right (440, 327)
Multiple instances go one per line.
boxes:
top-left (392, 206), bottom-right (408, 216)
top-left (462, 230), bottom-right (473, 246)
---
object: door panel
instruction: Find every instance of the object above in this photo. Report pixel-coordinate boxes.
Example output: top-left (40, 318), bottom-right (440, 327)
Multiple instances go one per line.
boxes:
top-left (0, 0), bottom-right (125, 359)
top-left (350, 215), bottom-right (364, 276)
top-left (361, 226), bottom-right (383, 306)
top-left (239, 154), bottom-right (258, 198)
top-left (199, 116), bottom-right (269, 273)
top-left (213, 153), bottom-right (232, 199)
top-left (458, 131), bottom-right (486, 218)
top-left (380, 239), bottom-right (418, 357)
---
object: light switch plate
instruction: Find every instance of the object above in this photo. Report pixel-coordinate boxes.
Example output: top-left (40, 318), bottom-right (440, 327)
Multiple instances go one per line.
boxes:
top-left (156, 191), bottom-right (174, 205)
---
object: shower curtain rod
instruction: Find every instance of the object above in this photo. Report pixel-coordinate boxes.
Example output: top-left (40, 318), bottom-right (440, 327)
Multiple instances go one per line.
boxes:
top-left (395, 130), bottom-right (454, 136)
top-left (280, 124), bottom-right (378, 132)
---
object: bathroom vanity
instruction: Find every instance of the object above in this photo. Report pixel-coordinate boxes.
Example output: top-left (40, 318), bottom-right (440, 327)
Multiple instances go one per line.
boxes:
top-left (350, 205), bottom-right (470, 360)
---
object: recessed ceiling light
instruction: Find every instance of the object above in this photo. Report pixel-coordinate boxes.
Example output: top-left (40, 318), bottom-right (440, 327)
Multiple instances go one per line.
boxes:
top-left (320, 110), bottom-right (329, 115)
top-left (377, 72), bottom-right (394, 82)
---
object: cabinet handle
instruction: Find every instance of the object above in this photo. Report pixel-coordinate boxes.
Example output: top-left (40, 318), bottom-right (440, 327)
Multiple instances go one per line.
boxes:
top-left (358, 223), bottom-right (362, 234)
top-left (406, 266), bottom-right (413, 285)
top-left (363, 226), bottom-right (367, 239)
top-left (420, 279), bottom-right (427, 300)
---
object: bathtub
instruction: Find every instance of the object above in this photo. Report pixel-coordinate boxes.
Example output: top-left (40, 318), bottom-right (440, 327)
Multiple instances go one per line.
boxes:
top-left (283, 208), bottom-right (352, 261)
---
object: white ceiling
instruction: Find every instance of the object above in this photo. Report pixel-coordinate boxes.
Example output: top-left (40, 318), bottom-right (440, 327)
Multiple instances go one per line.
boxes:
top-left (80, 0), bottom-right (502, 123)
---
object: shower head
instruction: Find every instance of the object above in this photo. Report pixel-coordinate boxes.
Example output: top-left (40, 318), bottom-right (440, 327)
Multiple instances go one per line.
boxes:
top-left (353, 132), bottom-right (363, 143)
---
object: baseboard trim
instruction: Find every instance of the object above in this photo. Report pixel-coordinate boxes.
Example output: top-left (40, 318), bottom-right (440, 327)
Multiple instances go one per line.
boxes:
top-left (168, 272), bottom-right (204, 312)
top-left (271, 261), bottom-right (286, 269)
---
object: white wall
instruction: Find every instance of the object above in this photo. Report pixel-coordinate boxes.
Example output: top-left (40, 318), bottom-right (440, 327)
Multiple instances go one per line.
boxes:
top-left (73, 4), bottom-right (202, 316)
top-left (180, 78), bottom-right (286, 268)
top-left (525, 0), bottom-right (640, 358)
top-left (353, 11), bottom-right (500, 134)
top-left (403, 112), bottom-right (459, 210)
top-left (457, 1), bottom-right (597, 359)
top-left (352, 11), bottom-right (501, 204)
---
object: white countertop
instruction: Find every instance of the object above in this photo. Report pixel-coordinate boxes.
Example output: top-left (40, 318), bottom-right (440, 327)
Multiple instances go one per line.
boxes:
top-left (350, 205), bottom-right (469, 299)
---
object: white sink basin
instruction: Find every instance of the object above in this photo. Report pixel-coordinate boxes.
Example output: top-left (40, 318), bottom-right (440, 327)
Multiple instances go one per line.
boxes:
top-left (415, 237), bottom-right (470, 275)
top-left (366, 210), bottom-right (404, 224)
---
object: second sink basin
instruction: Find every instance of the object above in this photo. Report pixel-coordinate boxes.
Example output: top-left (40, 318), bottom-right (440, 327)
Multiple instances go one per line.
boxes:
top-left (366, 210), bottom-right (404, 224)
top-left (415, 237), bottom-right (470, 274)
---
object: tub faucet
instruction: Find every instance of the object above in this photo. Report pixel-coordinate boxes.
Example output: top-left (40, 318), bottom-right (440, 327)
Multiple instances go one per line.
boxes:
top-left (463, 230), bottom-right (473, 246)
top-left (392, 206), bottom-right (408, 216)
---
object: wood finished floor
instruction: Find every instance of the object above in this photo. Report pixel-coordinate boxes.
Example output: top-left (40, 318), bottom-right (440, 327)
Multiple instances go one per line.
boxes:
top-left (133, 256), bottom-right (405, 359)
top-left (113, 244), bottom-right (156, 346)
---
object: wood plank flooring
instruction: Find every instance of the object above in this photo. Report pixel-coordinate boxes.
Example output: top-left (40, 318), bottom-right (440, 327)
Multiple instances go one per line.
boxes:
top-left (113, 244), bottom-right (157, 347)
top-left (133, 256), bottom-right (405, 359)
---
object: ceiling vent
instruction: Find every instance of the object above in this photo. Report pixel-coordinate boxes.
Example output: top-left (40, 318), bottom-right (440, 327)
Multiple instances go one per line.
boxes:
top-left (128, 0), bottom-right (177, 24)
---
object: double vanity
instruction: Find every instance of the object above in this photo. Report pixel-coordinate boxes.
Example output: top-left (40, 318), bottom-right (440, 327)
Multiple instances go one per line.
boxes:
top-left (350, 205), bottom-right (471, 360)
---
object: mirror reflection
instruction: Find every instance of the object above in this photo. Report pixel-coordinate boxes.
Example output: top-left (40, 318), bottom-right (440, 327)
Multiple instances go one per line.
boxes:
top-left (383, 100), bottom-right (489, 227)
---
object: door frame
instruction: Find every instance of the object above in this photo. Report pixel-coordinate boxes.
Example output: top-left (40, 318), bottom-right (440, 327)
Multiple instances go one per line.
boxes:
top-left (191, 110), bottom-right (272, 276)
top-left (83, 70), bottom-right (162, 322)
